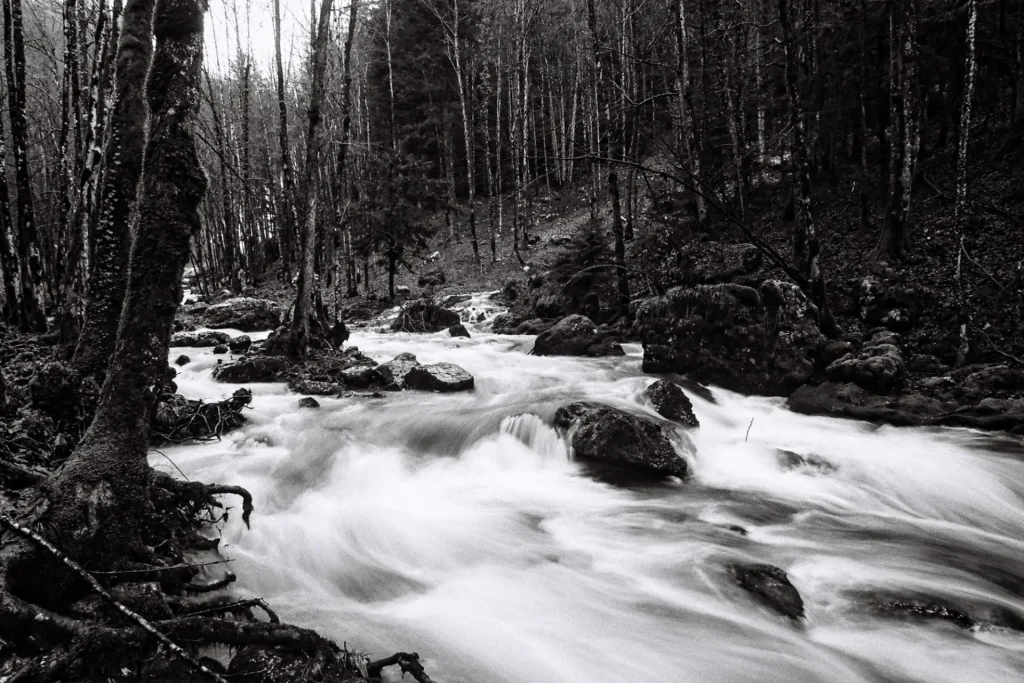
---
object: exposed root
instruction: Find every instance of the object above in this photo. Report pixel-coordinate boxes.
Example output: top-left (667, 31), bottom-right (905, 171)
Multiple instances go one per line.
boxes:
top-left (182, 571), bottom-right (237, 593)
top-left (0, 512), bottom-right (229, 683)
top-left (167, 595), bottom-right (280, 623)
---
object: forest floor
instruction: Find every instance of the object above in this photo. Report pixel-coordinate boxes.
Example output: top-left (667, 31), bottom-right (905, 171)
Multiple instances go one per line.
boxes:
top-left (292, 124), bottom-right (1024, 365)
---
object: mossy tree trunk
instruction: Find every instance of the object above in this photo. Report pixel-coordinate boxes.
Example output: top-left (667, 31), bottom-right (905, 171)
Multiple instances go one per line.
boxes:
top-left (72, 0), bottom-right (157, 379)
top-left (9, 0), bottom-right (207, 590)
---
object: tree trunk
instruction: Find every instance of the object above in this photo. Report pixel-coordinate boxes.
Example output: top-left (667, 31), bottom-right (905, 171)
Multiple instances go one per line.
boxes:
top-left (289, 0), bottom-right (335, 358)
top-left (955, 0), bottom-right (977, 367)
top-left (609, 171), bottom-right (629, 317)
top-left (0, 89), bottom-right (20, 325)
top-left (2, 0), bottom-right (46, 332)
top-left (28, 0), bottom-right (207, 584)
top-left (779, 0), bottom-right (839, 337)
top-left (273, 0), bottom-right (298, 280)
top-left (673, 0), bottom-right (706, 225)
top-left (73, 0), bottom-right (157, 379)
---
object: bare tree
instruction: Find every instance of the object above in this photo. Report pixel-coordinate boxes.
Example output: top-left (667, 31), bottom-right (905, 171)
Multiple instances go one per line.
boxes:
top-left (955, 0), bottom-right (977, 367)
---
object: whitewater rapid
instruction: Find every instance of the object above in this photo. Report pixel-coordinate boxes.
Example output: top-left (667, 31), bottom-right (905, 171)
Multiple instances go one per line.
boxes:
top-left (160, 304), bottom-right (1024, 683)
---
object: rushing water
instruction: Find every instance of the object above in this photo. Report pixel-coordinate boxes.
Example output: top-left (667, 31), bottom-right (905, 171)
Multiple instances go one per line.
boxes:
top-left (161, 298), bottom-right (1024, 683)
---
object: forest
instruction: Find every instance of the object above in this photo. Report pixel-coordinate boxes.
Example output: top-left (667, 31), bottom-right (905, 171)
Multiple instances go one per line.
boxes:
top-left (1, 0), bottom-right (1024, 681)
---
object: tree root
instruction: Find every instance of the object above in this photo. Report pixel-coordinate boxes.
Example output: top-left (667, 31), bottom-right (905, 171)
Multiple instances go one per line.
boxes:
top-left (0, 512), bottom-right (230, 682)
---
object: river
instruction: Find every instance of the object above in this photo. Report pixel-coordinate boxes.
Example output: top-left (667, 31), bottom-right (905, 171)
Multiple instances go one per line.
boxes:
top-left (160, 298), bottom-right (1024, 682)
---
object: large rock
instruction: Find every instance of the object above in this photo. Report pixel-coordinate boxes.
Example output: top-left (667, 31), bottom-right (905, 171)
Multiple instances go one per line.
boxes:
top-left (516, 318), bottom-right (555, 335)
top-left (554, 402), bottom-right (689, 479)
top-left (825, 330), bottom-right (906, 394)
top-left (644, 380), bottom-right (699, 428)
top-left (228, 335), bottom-right (252, 354)
top-left (376, 353), bottom-right (420, 389)
top-left (212, 356), bottom-right (289, 384)
top-left (633, 281), bottom-right (824, 395)
top-left (731, 563), bottom-right (805, 621)
top-left (340, 365), bottom-right (382, 389)
top-left (404, 363), bottom-right (475, 392)
top-left (204, 297), bottom-right (282, 332)
top-left (533, 315), bottom-right (624, 357)
top-left (391, 300), bottom-right (460, 333)
top-left (448, 323), bottom-right (471, 338)
top-left (492, 313), bottom-right (526, 334)
top-left (170, 330), bottom-right (231, 348)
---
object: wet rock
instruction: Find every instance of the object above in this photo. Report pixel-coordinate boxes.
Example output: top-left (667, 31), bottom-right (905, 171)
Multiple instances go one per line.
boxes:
top-left (377, 353), bottom-right (420, 389)
top-left (212, 356), bottom-right (289, 383)
top-left (732, 563), bottom-right (805, 621)
top-left (340, 364), bottom-right (382, 389)
top-left (174, 355), bottom-right (190, 366)
top-left (152, 389), bottom-right (251, 445)
top-left (298, 397), bottom-right (321, 409)
top-left (228, 334), bottom-right (252, 354)
top-left (825, 331), bottom-right (905, 394)
top-left (492, 313), bottom-right (526, 334)
top-left (788, 382), bottom-right (951, 426)
top-left (170, 330), bottom-right (231, 347)
top-left (776, 450), bottom-right (837, 474)
top-left (391, 300), bottom-right (460, 333)
top-left (449, 323), bottom-right (471, 338)
top-left (633, 281), bottom-right (824, 396)
top-left (534, 315), bottom-right (625, 357)
top-left (418, 269), bottom-right (447, 288)
top-left (288, 378), bottom-right (343, 396)
top-left (213, 344), bottom-right (228, 355)
top-left (204, 297), bottom-right (282, 331)
top-left (516, 318), bottom-right (555, 335)
top-left (644, 379), bottom-right (699, 428)
top-left (404, 362), bottom-right (475, 392)
top-left (329, 321), bottom-right (350, 348)
top-left (866, 596), bottom-right (974, 629)
top-left (554, 402), bottom-right (689, 479)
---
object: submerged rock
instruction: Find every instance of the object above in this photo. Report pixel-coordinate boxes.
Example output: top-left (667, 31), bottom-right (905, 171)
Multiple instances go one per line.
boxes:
top-left (170, 330), bottom-right (231, 348)
top-left (288, 378), bottom-right (343, 396)
top-left (533, 315), bottom-right (624, 357)
top-left (554, 402), bottom-right (689, 479)
top-left (404, 363), bottom-right (475, 392)
top-left (204, 297), bottom-right (282, 331)
top-left (864, 595), bottom-right (974, 629)
top-left (391, 300), bottom-right (460, 333)
top-left (732, 563), bottom-right (805, 621)
top-left (644, 379), bottom-right (699, 428)
top-left (298, 397), bottom-right (321, 409)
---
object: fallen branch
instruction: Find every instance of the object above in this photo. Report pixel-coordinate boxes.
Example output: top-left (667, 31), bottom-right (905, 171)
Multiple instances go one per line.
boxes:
top-left (973, 325), bottom-right (1024, 366)
top-left (0, 512), bottom-right (229, 683)
top-left (182, 572), bottom-right (237, 593)
top-left (367, 652), bottom-right (435, 683)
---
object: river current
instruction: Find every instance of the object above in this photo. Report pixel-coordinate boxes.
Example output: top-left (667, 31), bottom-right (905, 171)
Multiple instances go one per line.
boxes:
top-left (160, 296), bottom-right (1024, 682)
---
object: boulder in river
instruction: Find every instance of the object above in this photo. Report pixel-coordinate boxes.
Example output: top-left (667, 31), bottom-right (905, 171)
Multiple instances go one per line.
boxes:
top-left (298, 397), bottom-right (321, 409)
top-left (554, 402), bottom-right (689, 479)
top-left (340, 364), bottom-right (382, 389)
top-left (391, 300), bottom-right (460, 333)
top-left (228, 335), bottom-right (252, 354)
top-left (170, 330), bottom-right (231, 348)
top-left (491, 313), bottom-right (526, 334)
top-left (212, 356), bottom-right (289, 384)
top-left (533, 315), bottom-right (624, 357)
top-left (174, 355), bottom-right (190, 367)
top-left (448, 323), bottom-right (471, 338)
top-left (516, 318), bottom-right (555, 335)
top-left (288, 378), bottom-right (343, 396)
top-left (376, 353), bottom-right (420, 389)
top-left (862, 594), bottom-right (974, 629)
top-left (404, 363), bottom-right (475, 393)
top-left (213, 345), bottom-right (228, 355)
top-left (731, 563), bottom-right (805, 621)
top-left (644, 379), bottom-right (699, 428)
top-left (633, 281), bottom-right (824, 395)
top-left (204, 297), bottom-right (282, 332)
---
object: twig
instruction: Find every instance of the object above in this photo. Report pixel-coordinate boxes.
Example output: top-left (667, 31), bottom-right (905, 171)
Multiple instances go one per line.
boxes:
top-left (88, 559), bottom-right (233, 576)
top-left (0, 513), bottom-right (229, 683)
top-left (745, 418), bottom-right (754, 442)
top-left (973, 325), bottom-right (1024, 366)
top-left (366, 652), bottom-right (435, 683)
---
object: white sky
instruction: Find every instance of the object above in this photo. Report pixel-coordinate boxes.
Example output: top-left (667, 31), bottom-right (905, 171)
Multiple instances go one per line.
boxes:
top-left (204, 0), bottom-right (312, 76)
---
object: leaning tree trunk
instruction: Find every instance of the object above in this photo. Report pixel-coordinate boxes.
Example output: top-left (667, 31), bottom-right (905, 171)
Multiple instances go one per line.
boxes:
top-left (72, 0), bottom-right (156, 379)
top-left (11, 0), bottom-right (208, 591)
top-left (289, 0), bottom-right (335, 358)
top-left (2, 0), bottom-right (46, 332)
